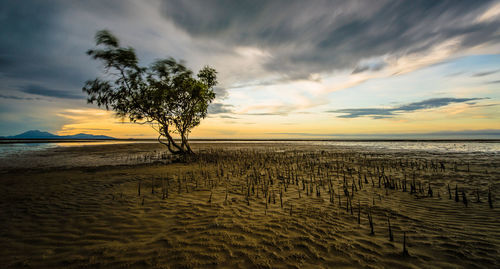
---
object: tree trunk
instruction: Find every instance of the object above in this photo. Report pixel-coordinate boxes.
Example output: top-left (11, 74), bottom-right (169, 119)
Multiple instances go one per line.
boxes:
top-left (180, 131), bottom-right (193, 154)
top-left (157, 131), bottom-right (193, 155)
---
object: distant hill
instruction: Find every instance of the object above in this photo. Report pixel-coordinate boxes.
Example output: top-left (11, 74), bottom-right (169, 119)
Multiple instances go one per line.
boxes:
top-left (2, 130), bottom-right (115, 140)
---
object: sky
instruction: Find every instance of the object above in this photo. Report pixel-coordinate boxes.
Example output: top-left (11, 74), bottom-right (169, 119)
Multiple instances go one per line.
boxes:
top-left (1, 0), bottom-right (500, 139)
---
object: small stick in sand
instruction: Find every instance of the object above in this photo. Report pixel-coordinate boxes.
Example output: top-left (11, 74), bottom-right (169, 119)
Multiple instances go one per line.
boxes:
top-left (141, 196), bottom-right (145, 206)
top-left (402, 232), bottom-right (409, 256)
top-left (357, 200), bottom-right (361, 224)
top-left (349, 197), bottom-right (353, 215)
top-left (162, 178), bottom-right (165, 199)
top-left (367, 209), bottom-right (374, 235)
top-left (152, 177), bottom-right (155, 194)
top-left (225, 180), bottom-right (228, 203)
top-left (138, 179), bottom-right (141, 196)
top-left (476, 189), bottom-right (480, 203)
top-left (387, 217), bottom-right (393, 242)
top-left (488, 187), bottom-right (493, 209)
top-left (280, 189), bottom-right (283, 209)
top-left (208, 189), bottom-right (213, 204)
top-left (462, 191), bottom-right (468, 207)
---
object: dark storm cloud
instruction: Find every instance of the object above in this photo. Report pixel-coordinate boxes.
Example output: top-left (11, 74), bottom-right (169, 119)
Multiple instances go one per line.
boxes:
top-left (1, 0), bottom-right (498, 100)
top-left (0, 1), bottom-right (61, 78)
top-left (20, 85), bottom-right (84, 100)
top-left (0, 0), bottom-right (98, 100)
top-left (161, 0), bottom-right (499, 79)
top-left (329, 97), bottom-right (486, 119)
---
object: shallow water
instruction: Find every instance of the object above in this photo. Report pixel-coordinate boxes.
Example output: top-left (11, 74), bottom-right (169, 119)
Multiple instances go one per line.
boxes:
top-left (0, 140), bottom-right (150, 157)
top-left (0, 140), bottom-right (498, 172)
top-left (0, 140), bottom-right (499, 158)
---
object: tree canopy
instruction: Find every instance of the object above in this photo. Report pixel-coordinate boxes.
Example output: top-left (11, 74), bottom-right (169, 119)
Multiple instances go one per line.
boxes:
top-left (83, 30), bottom-right (217, 154)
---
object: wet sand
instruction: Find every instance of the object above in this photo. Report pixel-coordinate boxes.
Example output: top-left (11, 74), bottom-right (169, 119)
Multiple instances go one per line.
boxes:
top-left (0, 142), bottom-right (499, 268)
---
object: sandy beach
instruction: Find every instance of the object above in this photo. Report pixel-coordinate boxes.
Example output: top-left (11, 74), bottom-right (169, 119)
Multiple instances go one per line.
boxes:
top-left (0, 142), bottom-right (499, 268)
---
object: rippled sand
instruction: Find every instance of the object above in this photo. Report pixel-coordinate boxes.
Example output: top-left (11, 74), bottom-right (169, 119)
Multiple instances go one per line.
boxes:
top-left (0, 143), bottom-right (499, 268)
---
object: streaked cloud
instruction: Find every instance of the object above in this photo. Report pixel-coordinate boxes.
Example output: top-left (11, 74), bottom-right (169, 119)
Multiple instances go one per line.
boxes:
top-left (472, 69), bottom-right (500, 77)
top-left (20, 85), bottom-right (84, 100)
top-left (329, 97), bottom-right (487, 119)
top-left (162, 0), bottom-right (499, 79)
top-left (0, 94), bottom-right (41, 101)
top-left (208, 103), bottom-right (234, 114)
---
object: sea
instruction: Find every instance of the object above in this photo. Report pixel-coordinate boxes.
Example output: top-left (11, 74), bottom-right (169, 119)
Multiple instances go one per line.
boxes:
top-left (1, 139), bottom-right (499, 158)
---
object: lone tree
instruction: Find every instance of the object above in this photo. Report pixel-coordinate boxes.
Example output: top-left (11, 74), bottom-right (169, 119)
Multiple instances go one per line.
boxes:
top-left (83, 30), bottom-right (217, 154)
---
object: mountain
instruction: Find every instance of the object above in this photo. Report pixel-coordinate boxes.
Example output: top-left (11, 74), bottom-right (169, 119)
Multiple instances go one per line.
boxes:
top-left (3, 130), bottom-right (116, 140)
top-left (64, 133), bottom-right (116, 139)
top-left (7, 130), bottom-right (60, 139)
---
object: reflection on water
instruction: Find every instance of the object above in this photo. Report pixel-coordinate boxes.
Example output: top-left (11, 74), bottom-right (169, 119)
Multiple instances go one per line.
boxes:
top-left (0, 140), bottom-right (499, 158)
top-left (0, 143), bottom-right (57, 157)
top-left (0, 141), bottom-right (138, 157)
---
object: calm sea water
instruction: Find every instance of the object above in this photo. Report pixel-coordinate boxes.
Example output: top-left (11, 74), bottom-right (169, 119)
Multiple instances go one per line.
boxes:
top-left (0, 140), bottom-right (499, 157)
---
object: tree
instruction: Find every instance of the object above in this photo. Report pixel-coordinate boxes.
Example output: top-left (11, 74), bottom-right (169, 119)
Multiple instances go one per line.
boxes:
top-left (83, 30), bottom-right (217, 154)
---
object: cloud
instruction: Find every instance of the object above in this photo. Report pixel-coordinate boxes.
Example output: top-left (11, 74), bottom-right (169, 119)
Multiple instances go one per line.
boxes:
top-left (61, 127), bottom-right (111, 131)
top-left (329, 97), bottom-right (487, 119)
top-left (208, 102), bottom-right (234, 114)
top-left (0, 94), bottom-right (41, 101)
top-left (161, 0), bottom-right (499, 79)
top-left (213, 87), bottom-right (229, 100)
top-left (397, 98), bottom-right (485, 111)
top-left (241, 103), bottom-right (299, 116)
top-left (0, 1), bottom-right (499, 136)
top-left (472, 69), bottom-right (500, 77)
top-left (352, 58), bottom-right (387, 74)
top-left (0, 0), bottom-right (96, 92)
top-left (20, 85), bottom-right (84, 99)
top-left (352, 62), bottom-right (387, 74)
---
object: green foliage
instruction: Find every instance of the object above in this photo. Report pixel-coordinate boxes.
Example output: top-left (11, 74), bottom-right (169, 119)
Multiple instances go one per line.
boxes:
top-left (83, 30), bottom-right (218, 154)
